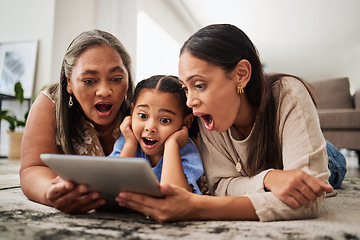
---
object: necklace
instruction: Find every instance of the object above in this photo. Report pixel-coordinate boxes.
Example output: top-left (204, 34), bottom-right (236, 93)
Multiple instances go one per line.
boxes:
top-left (235, 161), bottom-right (242, 172)
top-left (233, 147), bottom-right (244, 173)
top-left (229, 128), bottom-right (247, 174)
top-left (229, 138), bottom-right (244, 173)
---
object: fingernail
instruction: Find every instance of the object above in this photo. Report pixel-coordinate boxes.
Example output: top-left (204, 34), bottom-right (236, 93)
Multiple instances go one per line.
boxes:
top-left (92, 193), bottom-right (100, 199)
top-left (65, 183), bottom-right (72, 190)
top-left (78, 186), bottom-right (87, 194)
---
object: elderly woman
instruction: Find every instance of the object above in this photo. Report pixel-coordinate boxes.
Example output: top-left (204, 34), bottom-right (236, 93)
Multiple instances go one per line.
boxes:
top-left (20, 30), bottom-right (134, 213)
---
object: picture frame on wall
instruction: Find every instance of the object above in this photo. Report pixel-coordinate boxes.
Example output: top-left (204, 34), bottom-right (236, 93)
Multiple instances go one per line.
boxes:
top-left (0, 40), bottom-right (38, 99)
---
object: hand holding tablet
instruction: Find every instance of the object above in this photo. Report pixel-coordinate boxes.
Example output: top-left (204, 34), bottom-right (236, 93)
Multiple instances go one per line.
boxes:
top-left (40, 154), bottom-right (164, 202)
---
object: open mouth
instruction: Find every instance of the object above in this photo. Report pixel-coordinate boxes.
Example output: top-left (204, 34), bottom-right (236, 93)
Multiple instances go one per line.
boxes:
top-left (95, 103), bottom-right (112, 112)
top-left (95, 102), bottom-right (113, 118)
top-left (142, 137), bottom-right (159, 148)
top-left (199, 114), bottom-right (215, 131)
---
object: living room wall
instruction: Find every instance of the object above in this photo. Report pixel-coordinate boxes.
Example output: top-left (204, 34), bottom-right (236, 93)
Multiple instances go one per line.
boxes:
top-left (0, 0), bottom-right (56, 95)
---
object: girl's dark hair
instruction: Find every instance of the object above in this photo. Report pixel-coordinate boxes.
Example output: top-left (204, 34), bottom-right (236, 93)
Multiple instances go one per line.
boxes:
top-left (57, 29), bottom-right (134, 154)
top-left (180, 24), bottom-right (283, 176)
top-left (133, 75), bottom-right (199, 139)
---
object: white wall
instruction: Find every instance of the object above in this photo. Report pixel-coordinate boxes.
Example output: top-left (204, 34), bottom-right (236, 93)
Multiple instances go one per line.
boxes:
top-left (136, 10), bottom-right (181, 82)
top-left (94, 0), bottom-right (139, 73)
top-left (0, 0), bottom-right (197, 93)
top-left (141, 0), bottom-right (195, 45)
top-left (0, 0), bottom-right (56, 95)
top-left (135, 0), bottom-right (196, 83)
top-left (50, 0), bottom-right (98, 87)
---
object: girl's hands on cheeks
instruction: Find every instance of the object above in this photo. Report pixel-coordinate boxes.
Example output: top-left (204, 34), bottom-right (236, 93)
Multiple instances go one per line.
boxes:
top-left (120, 116), bottom-right (137, 145)
top-left (165, 126), bottom-right (189, 149)
top-left (264, 169), bottom-right (333, 208)
top-left (46, 176), bottom-right (105, 214)
top-left (119, 116), bottom-right (138, 157)
top-left (116, 184), bottom-right (196, 223)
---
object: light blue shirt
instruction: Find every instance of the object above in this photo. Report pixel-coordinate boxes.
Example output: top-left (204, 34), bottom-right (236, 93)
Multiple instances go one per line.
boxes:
top-left (110, 135), bottom-right (204, 194)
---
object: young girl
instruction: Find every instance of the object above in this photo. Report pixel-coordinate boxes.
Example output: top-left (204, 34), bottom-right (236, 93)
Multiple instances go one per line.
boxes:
top-left (110, 75), bottom-right (204, 194)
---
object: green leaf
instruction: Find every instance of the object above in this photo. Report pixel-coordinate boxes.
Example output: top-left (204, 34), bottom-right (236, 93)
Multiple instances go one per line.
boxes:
top-left (0, 110), bottom-right (9, 120)
top-left (16, 120), bottom-right (26, 128)
top-left (24, 110), bottom-right (29, 122)
top-left (3, 115), bottom-right (16, 131)
top-left (1, 81), bottom-right (34, 131)
top-left (14, 81), bottom-right (24, 104)
top-left (4, 115), bottom-right (16, 124)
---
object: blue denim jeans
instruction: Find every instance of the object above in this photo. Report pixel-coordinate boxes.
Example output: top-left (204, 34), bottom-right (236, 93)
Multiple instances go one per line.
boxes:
top-left (326, 140), bottom-right (347, 189)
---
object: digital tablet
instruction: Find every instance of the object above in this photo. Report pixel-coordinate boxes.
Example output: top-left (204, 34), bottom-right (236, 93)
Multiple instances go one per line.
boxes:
top-left (40, 154), bottom-right (164, 202)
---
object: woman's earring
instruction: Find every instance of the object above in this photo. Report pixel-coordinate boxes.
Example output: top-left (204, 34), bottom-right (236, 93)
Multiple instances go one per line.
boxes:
top-left (68, 95), bottom-right (73, 108)
top-left (124, 94), bottom-right (127, 102)
top-left (237, 86), bottom-right (244, 94)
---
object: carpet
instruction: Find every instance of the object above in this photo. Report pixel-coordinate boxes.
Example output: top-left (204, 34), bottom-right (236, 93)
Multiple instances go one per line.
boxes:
top-left (1, 160), bottom-right (359, 240)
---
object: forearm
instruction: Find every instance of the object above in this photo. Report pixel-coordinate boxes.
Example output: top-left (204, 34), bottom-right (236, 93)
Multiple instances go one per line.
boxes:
top-left (119, 142), bottom-right (137, 157)
top-left (161, 141), bottom-right (191, 191)
top-left (192, 195), bottom-right (258, 220)
top-left (19, 93), bottom-right (60, 206)
top-left (20, 166), bottom-right (57, 206)
top-left (215, 169), bottom-right (271, 196)
top-left (247, 191), bottom-right (325, 221)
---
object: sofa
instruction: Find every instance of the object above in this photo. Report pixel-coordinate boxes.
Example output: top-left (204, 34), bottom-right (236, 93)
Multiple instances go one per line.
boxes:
top-left (310, 77), bottom-right (360, 162)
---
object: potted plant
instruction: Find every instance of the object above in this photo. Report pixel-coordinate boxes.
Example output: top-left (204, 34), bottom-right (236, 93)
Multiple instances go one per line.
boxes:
top-left (0, 81), bottom-right (28, 159)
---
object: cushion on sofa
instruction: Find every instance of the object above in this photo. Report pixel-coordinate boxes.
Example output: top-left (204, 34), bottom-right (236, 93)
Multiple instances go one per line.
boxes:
top-left (318, 109), bottom-right (360, 129)
top-left (310, 77), bottom-right (353, 109)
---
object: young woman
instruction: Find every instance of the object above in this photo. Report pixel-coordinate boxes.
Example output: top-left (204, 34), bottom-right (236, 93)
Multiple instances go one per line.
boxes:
top-left (116, 24), bottom-right (345, 222)
top-left (110, 75), bottom-right (204, 194)
top-left (20, 30), bottom-right (134, 214)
